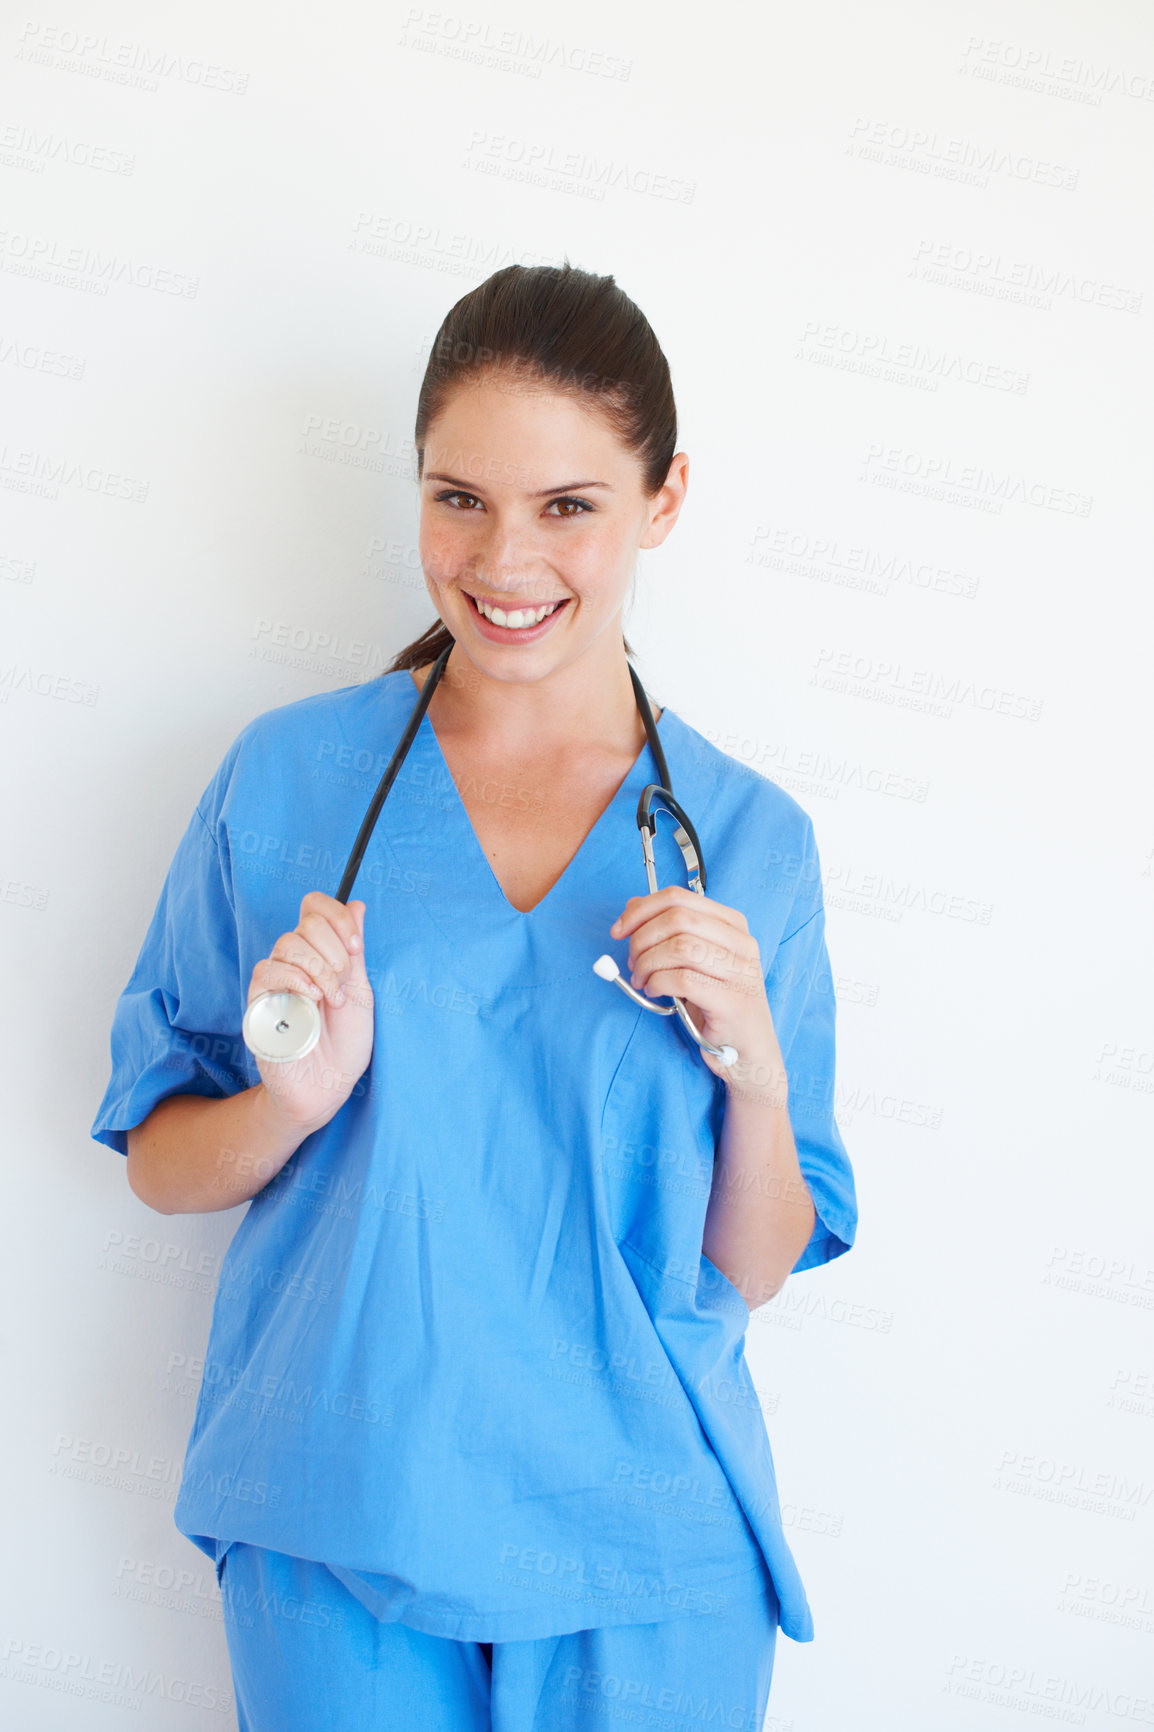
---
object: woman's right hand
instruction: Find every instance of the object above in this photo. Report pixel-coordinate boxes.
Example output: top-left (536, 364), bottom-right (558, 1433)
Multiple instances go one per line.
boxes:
top-left (246, 892), bottom-right (374, 1133)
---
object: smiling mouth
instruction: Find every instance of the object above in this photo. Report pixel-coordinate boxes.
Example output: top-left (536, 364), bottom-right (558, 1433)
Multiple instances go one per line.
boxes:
top-left (465, 593), bottom-right (570, 630)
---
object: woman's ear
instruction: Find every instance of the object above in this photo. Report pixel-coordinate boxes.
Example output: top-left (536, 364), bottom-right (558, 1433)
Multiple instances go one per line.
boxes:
top-left (639, 451), bottom-right (689, 550)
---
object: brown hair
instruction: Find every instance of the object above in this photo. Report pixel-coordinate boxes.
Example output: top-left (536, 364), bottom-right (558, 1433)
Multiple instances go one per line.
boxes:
top-left (385, 260), bottom-right (677, 673)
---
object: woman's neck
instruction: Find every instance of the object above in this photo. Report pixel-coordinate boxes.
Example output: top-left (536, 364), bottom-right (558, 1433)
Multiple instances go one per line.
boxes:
top-left (409, 647), bottom-right (660, 760)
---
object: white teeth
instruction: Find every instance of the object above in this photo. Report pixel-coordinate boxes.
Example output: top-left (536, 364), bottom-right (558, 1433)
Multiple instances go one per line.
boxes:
top-left (474, 598), bottom-right (562, 629)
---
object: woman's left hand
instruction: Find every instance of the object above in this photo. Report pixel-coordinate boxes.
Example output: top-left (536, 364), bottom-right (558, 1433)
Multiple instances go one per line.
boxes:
top-left (609, 886), bottom-right (783, 1086)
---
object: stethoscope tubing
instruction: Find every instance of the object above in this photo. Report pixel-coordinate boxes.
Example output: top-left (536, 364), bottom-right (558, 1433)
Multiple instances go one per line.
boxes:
top-left (335, 641), bottom-right (455, 905)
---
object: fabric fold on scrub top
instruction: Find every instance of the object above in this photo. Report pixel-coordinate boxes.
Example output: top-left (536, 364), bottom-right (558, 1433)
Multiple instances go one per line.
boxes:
top-left (90, 670), bottom-right (858, 1645)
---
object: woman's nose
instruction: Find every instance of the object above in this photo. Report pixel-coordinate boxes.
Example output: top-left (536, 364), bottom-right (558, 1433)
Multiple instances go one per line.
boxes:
top-left (475, 525), bottom-right (551, 596)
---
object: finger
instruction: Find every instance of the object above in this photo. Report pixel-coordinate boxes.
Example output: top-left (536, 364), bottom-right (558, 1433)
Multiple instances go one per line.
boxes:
top-left (299, 891), bottom-right (365, 964)
top-left (630, 921), bottom-right (760, 988)
top-left (297, 910), bottom-right (357, 981)
top-left (633, 934), bottom-right (767, 1008)
top-left (611, 886), bottom-right (748, 939)
top-left (310, 900), bottom-right (371, 991)
top-left (609, 888), bottom-right (685, 937)
top-left (267, 933), bottom-right (349, 1006)
top-left (249, 956), bottom-right (324, 1005)
top-left (627, 906), bottom-right (758, 971)
top-left (637, 964), bottom-right (729, 1010)
top-left (311, 905), bottom-right (372, 1010)
top-left (344, 901), bottom-right (369, 981)
top-left (631, 940), bottom-right (730, 999)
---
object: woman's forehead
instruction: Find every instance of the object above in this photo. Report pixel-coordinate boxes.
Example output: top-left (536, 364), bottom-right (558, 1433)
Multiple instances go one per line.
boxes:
top-left (421, 379), bottom-right (639, 485)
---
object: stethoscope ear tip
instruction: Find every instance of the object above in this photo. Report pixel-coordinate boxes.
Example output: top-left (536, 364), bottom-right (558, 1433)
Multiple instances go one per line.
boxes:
top-left (592, 954), bottom-right (620, 981)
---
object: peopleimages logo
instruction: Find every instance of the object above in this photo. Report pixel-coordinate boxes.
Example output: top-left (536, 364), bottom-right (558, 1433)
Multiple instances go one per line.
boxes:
top-left (349, 211), bottom-right (559, 278)
top-left (199, 1361), bottom-right (389, 1425)
top-left (911, 238), bottom-right (1142, 314)
top-left (860, 444), bottom-right (1092, 515)
top-left (823, 863), bottom-right (993, 926)
top-left (811, 647), bottom-right (1045, 722)
top-left (0, 227), bottom-right (199, 297)
top-left (847, 116), bottom-right (1079, 189)
top-left (958, 35), bottom-right (1154, 104)
top-left (794, 322), bottom-right (1029, 395)
top-left (0, 444), bottom-right (148, 501)
top-left (15, 22), bottom-right (250, 94)
top-left (398, 9), bottom-right (632, 80)
top-left (0, 1635), bottom-right (233, 1713)
top-left (462, 131), bottom-right (695, 203)
top-left (747, 524), bottom-right (979, 600)
top-left (0, 122), bottom-right (135, 175)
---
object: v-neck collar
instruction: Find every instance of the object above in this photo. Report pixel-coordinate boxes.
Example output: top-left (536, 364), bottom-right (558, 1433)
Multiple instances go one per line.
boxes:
top-left (411, 683), bottom-right (671, 920)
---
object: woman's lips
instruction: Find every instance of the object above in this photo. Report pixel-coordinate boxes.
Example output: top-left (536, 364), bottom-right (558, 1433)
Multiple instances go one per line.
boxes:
top-left (464, 592), bottom-right (571, 643)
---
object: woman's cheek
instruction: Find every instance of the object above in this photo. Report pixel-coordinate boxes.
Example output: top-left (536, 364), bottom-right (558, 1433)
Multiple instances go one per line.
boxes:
top-left (418, 530), bottom-right (462, 588)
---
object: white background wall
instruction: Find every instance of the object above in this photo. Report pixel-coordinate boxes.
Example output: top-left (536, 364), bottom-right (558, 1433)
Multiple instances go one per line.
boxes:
top-left (3, 1), bottom-right (1152, 1727)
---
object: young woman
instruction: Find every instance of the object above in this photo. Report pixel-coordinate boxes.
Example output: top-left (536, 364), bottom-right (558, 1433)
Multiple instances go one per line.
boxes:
top-left (93, 263), bottom-right (857, 1730)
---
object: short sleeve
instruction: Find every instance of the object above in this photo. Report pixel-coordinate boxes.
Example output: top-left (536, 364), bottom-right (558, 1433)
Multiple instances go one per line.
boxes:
top-left (763, 823), bottom-right (858, 1274)
top-left (90, 798), bottom-right (251, 1157)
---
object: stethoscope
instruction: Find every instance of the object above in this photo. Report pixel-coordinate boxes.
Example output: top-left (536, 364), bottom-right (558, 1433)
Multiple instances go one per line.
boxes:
top-left (241, 641), bottom-right (738, 1069)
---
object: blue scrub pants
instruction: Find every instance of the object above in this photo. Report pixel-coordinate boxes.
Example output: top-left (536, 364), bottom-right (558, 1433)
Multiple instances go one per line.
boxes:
top-left (219, 1542), bottom-right (778, 1731)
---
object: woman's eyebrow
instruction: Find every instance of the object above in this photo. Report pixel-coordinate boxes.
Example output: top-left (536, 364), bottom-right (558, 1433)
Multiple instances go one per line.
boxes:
top-left (531, 480), bottom-right (614, 495)
top-left (425, 472), bottom-right (614, 496)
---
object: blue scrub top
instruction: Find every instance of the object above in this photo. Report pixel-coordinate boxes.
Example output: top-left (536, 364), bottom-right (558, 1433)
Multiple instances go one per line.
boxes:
top-left (91, 669), bottom-right (857, 1644)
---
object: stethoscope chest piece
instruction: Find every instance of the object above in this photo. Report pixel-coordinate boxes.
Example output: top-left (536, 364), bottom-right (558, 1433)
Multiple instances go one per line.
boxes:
top-left (242, 990), bottom-right (322, 1065)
